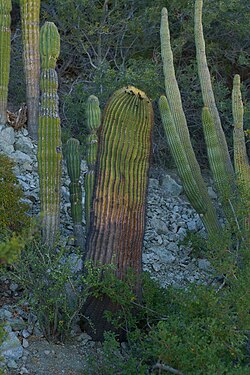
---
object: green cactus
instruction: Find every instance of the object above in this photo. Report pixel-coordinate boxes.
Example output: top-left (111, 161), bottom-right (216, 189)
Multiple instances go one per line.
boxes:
top-left (232, 75), bottom-right (250, 233)
top-left (82, 86), bottom-right (153, 340)
top-left (194, 0), bottom-right (236, 221)
top-left (85, 95), bottom-right (101, 232)
top-left (160, 8), bottom-right (220, 238)
top-left (159, 96), bottom-right (220, 236)
top-left (38, 22), bottom-right (62, 247)
top-left (65, 138), bottom-right (85, 250)
top-left (20, 0), bottom-right (40, 140)
top-left (0, 0), bottom-right (11, 125)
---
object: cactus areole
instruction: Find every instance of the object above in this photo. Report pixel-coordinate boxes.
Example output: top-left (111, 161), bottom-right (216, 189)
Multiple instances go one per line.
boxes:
top-left (82, 86), bottom-right (153, 340)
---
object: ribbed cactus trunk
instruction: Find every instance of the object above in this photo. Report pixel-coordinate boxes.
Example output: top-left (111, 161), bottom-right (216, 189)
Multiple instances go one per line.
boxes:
top-left (38, 22), bottom-right (61, 247)
top-left (232, 75), bottom-right (250, 235)
top-left (81, 86), bottom-right (153, 341)
top-left (159, 96), bottom-right (220, 236)
top-left (0, 0), bottom-right (11, 125)
top-left (85, 95), bottom-right (101, 233)
top-left (160, 8), bottom-right (220, 238)
top-left (20, 0), bottom-right (40, 140)
top-left (194, 0), bottom-right (236, 218)
top-left (65, 138), bottom-right (85, 251)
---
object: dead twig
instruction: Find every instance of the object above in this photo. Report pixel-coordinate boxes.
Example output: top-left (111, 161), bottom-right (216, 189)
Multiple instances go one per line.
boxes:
top-left (152, 362), bottom-right (185, 375)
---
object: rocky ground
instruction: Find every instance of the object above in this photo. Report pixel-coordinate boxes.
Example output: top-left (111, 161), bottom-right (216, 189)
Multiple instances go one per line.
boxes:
top-left (0, 125), bottom-right (219, 374)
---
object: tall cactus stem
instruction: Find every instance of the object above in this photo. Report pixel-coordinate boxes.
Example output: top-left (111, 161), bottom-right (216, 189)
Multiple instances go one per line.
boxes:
top-left (160, 8), bottom-right (211, 203)
top-left (194, 0), bottom-right (235, 185)
top-left (85, 95), bottom-right (101, 233)
top-left (202, 107), bottom-right (236, 222)
top-left (159, 96), bottom-right (220, 237)
top-left (82, 86), bottom-right (153, 340)
top-left (0, 0), bottom-right (11, 125)
top-left (232, 75), bottom-right (250, 233)
top-left (20, 0), bottom-right (40, 140)
top-left (65, 138), bottom-right (85, 250)
top-left (38, 22), bottom-right (61, 247)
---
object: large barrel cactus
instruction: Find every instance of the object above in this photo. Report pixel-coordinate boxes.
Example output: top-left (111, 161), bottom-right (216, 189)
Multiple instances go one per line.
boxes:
top-left (82, 86), bottom-right (154, 340)
top-left (20, 0), bottom-right (40, 140)
top-left (85, 95), bottom-right (101, 232)
top-left (38, 22), bottom-right (61, 247)
top-left (65, 138), bottom-right (85, 250)
top-left (0, 0), bottom-right (11, 125)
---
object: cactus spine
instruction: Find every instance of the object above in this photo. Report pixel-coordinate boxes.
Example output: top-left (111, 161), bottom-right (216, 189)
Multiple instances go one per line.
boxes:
top-left (0, 0), bottom-right (11, 125)
top-left (85, 95), bottom-right (101, 232)
top-left (65, 138), bottom-right (85, 250)
top-left (38, 22), bottom-right (61, 247)
top-left (20, 0), bottom-right (40, 140)
top-left (160, 8), bottom-right (220, 237)
top-left (83, 86), bottom-right (153, 340)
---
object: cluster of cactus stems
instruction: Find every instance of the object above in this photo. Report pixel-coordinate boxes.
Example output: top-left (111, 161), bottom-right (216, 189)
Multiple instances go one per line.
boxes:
top-left (65, 138), bottom-right (85, 250)
top-left (0, 0), bottom-right (11, 125)
top-left (20, 0), bottom-right (40, 140)
top-left (160, 1), bottom-right (249, 241)
top-left (160, 7), bottom-right (221, 238)
top-left (83, 86), bottom-right (153, 340)
top-left (85, 95), bottom-right (101, 233)
top-left (38, 22), bottom-right (62, 247)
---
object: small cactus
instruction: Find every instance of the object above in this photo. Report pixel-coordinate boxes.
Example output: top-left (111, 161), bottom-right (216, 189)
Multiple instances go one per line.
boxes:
top-left (0, 0), bottom-right (11, 125)
top-left (65, 138), bottom-right (85, 250)
top-left (38, 22), bottom-right (62, 247)
top-left (85, 95), bottom-right (101, 232)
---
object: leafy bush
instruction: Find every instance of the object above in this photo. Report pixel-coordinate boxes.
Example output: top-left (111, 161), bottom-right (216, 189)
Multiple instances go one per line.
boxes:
top-left (84, 261), bottom-right (250, 374)
top-left (8, 239), bottom-right (88, 341)
top-left (0, 154), bottom-right (30, 236)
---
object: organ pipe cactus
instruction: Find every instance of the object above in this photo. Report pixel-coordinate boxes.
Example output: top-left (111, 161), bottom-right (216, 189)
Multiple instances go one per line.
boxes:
top-left (159, 96), bottom-right (220, 237)
top-left (194, 0), bottom-right (235, 221)
top-left (160, 8), bottom-right (220, 238)
top-left (20, 0), bottom-right (40, 140)
top-left (65, 138), bottom-right (85, 250)
top-left (85, 95), bottom-right (101, 232)
top-left (82, 86), bottom-right (153, 340)
top-left (38, 22), bottom-right (61, 247)
top-left (232, 75), bottom-right (250, 233)
top-left (0, 0), bottom-right (11, 125)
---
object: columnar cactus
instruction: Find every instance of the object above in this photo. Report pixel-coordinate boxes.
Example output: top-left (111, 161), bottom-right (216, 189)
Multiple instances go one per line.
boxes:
top-left (65, 138), bottom-right (85, 250)
top-left (82, 86), bottom-right (153, 340)
top-left (194, 0), bottom-right (235, 217)
top-left (160, 8), bottom-right (220, 238)
top-left (20, 0), bottom-right (40, 140)
top-left (0, 0), bottom-right (11, 125)
top-left (38, 22), bottom-right (61, 247)
top-left (159, 96), bottom-right (220, 236)
top-left (232, 75), bottom-right (250, 232)
top-left (85, 95), bottom-right (101, 232)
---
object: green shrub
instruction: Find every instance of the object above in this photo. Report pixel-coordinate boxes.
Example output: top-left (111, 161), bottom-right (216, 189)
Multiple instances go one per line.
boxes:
top-left (84, 264), bottom-right (249, 374)
top-left (8, 238), bottom-right (88, 341)
top-left (0, 154), bottom-right (30, 235)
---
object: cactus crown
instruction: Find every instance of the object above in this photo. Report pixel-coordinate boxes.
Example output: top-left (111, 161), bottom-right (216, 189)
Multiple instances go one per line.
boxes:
top-left (40, 22), bottom-right (60, 69)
